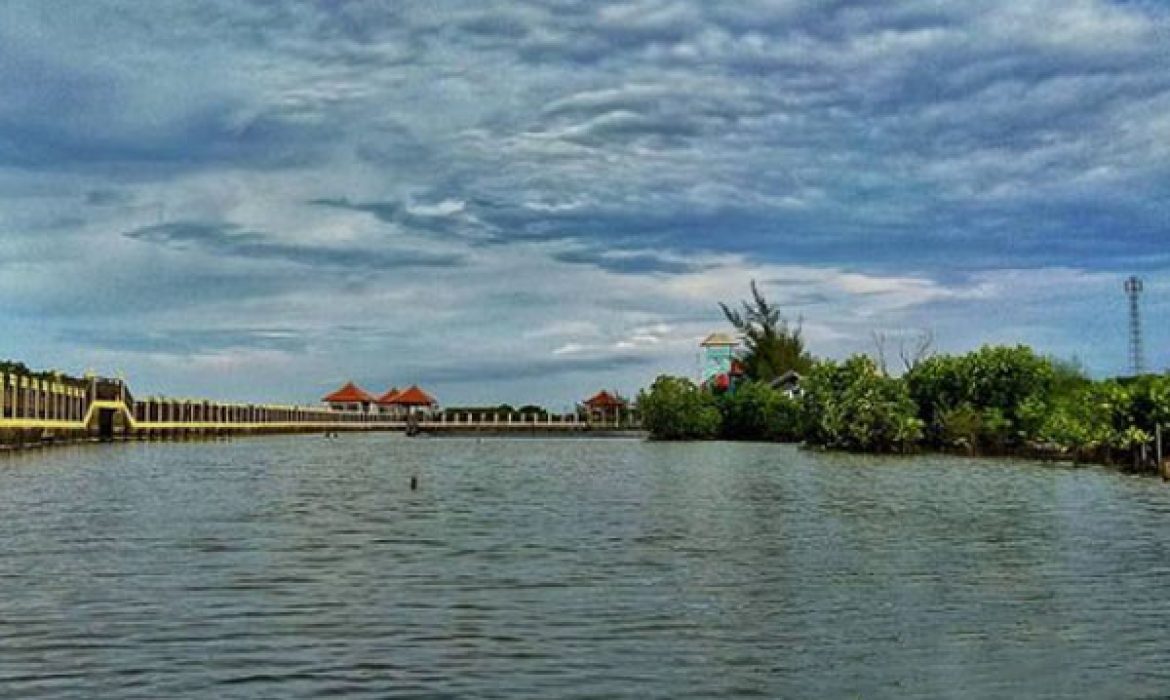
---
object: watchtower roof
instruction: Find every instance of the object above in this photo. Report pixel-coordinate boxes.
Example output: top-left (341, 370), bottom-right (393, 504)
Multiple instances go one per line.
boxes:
top-left (700, 332), bottom-right (738, 347)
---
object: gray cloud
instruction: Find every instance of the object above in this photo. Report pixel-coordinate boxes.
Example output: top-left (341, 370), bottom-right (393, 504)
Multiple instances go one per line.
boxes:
top-left (124, 221), bottom-right (464, 271)
top-left (551, 247), bottom-right (706, 275)
top-left (69, 327), bottom-right (309, 355)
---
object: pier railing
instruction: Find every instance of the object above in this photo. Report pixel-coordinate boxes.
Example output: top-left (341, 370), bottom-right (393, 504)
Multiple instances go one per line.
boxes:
top-left (0, 369), bottom-right (405, 442)
top-left (1, 369), bottom-right (641, 446)
top-left (425, 410), bottom-right (641, 430)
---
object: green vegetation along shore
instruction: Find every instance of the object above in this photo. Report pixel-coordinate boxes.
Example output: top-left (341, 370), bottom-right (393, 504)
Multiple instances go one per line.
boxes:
top-left (639, 284), bottom-right (1170, 475)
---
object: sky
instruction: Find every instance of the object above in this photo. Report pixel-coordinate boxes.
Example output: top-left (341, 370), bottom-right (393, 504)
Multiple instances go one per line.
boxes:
top-left (2, 0), bottom-right (1169, 408)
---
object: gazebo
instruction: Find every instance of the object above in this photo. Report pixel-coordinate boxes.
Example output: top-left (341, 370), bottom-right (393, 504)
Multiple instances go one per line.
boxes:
top-left (322, 382), bottom-right (375, 413)
top-left (582, 390), bottom-right (627, 423)
top-left (385, 385), bottom-right (438, 415)
top-left (375, 387), bottom-right (402, 417)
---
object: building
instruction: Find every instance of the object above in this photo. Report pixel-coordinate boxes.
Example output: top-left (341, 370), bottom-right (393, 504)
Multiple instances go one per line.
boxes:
top-left (322, 382), bottom-right (376, 413)
top-left (769, 370), bottom-right (803, 398)
top-left (700, 332), bottom-right (739, 385)
top-left (384, 385), bottom-right (438, 415)
top-left (375, 387), bottom-right (402, 417)
top-left (582, 390), bottom-right (627, 423)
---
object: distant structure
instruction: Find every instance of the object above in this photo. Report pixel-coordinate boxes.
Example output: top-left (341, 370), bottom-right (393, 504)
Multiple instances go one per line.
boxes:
top-left (322, 382), bottom-right (375, 412)
top-left (582, 390), bottom-right (627, 423)
top-left (700, 332), bottom-right (738, 384)
top-left (322, 382), bottom-right (438, 415)
top-left (384, 385), bottom-right (438, 415)
top-left (1125, 275), bottom-right (1145, 376)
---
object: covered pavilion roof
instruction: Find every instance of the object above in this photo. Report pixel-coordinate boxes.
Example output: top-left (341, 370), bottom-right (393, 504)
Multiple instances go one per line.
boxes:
top-left (322, 381), bottom-right (375, 404)
top-left (376, 387), bottom-right (401, 405)
top-left (583, 390), bottom-right (626, 408)
top-left (387, 385), bottom-right (437, 406)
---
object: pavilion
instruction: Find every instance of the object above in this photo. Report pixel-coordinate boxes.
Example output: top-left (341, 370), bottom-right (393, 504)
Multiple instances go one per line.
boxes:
top-left (582, 390), bottom-right (627, 423)
top-left (375, 387), bottom-right (402, 416)
top-left (384, 385), bottom-right (438, 415)
top-left (322, 382), bottom-right (376, 413)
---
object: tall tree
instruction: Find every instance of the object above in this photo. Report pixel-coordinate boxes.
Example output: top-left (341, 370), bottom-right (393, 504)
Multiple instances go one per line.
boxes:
top-left (719, 280), bottom-right (814, 381)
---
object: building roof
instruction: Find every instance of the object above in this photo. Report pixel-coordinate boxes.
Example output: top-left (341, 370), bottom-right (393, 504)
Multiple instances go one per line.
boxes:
top-left (322, 381), bottom-right (375, 404)
top-left (769, 370), bottom-right (803, 388)
top-left (584, 390), bottom-right (626, 408)
top-left (387, 385), bottom-right (437, 406)
top-left (375, 387), bottom-right (401, 405)
top-left (700, 332), bottom-right (739, 347)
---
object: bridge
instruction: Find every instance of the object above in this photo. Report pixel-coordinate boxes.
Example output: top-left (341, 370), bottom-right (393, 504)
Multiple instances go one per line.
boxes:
top-left (0, 370), bottom-right (642, 449)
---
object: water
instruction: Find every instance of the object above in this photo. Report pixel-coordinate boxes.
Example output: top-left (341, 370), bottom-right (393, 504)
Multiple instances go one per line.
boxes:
top-left (2, 435), bottom-right (1170, 699)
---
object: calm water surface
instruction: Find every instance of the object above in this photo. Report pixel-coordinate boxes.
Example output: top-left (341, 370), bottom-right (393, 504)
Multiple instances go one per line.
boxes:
top-left (2, 435), bottom-right (1170, 698)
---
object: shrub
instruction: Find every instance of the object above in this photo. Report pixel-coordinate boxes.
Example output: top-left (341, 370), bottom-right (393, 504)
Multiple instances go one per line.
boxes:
top-left (800, 355), bottom-right (922, 453)
top-left (906, 345), bottom-right (1059, 449)
top-left (638, 375), bottom-right (722, 440)
top-left (717, 381), bottom-right (801, 442)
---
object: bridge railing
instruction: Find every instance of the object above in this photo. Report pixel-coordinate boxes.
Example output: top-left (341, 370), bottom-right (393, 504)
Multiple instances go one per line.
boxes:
top-left (426, 411), bottom-right (641, 429)
top-left (128, 397), bottom-right (401, 426)
top-left (0, 370), bottom-right (90, 423)
top-left (2, 365), bottom-right (643, 431)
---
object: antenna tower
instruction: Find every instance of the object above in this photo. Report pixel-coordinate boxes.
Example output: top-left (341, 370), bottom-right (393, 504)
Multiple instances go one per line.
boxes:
top-left (1125, 275), bottom-right (1145, 376)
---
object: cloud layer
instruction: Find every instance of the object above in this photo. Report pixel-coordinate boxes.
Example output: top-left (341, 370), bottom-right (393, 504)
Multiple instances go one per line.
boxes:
top-left (1, 0), bottom-right (1168, 404)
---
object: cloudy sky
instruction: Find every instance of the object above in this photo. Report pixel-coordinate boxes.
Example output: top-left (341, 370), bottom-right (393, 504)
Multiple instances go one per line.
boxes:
top-left (2, 0), bottom-right (1169, 407)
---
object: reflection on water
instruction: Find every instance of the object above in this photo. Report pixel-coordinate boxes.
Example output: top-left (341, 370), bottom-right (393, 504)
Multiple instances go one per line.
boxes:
top-left (2, 436), bottom-right (1169, 698)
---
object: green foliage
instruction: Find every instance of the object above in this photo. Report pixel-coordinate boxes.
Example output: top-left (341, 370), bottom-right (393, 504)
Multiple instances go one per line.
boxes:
top-left (906, 345), bottom-right (1059, 449)
top-left (638, 338), bottom-right (1168, 469)
top-left (638, 375), bottom-right (722, 440)
top-left (800, 355), bottom-right (923, 453)
top-left (1038, 375), bottom-right (1170, 468)
top-left (0, 360), bottom-right (62, 380)
top-left (717, 380), bottom-right (801, 442)
top-left (719, 280), bottom-right (813, 381)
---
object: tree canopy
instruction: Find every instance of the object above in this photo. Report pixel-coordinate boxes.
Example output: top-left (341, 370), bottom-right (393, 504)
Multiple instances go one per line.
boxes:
top-left (719, 280), bottom-right (813, 381)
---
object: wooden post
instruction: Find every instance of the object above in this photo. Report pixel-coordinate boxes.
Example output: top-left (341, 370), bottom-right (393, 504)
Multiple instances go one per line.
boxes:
top-left (1159, 424), bottom-right (1167, 482)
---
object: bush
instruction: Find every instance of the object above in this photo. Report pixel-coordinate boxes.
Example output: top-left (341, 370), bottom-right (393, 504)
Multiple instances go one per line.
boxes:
top-left (800, 355), bottom-right (922, 453)
top-left (1038, 377), bottom-right (1170, 469)
top-left (717, 381), bottom-right (801, 442)
top-left (906, 345), bottom-right (1060, 449)
top-left (638, 375), bottom-right (722, 440)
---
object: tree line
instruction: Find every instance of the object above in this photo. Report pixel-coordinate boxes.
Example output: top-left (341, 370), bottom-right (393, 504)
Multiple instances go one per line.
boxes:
top-left (637, 283), bottom-right (1168, 473)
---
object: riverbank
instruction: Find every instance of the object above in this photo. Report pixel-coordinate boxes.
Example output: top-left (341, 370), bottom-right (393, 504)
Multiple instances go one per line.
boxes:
top-left (639, 347), bottom-right (1170, 478)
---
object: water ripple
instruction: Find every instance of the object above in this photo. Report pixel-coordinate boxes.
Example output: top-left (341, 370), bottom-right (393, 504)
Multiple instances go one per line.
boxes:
top-left (2, 437), bottom-right (1170, 698)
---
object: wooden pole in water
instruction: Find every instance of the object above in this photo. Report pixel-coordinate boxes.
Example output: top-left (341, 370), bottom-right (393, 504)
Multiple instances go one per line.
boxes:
top-left (1159, 423), bottom-right (1167, 482)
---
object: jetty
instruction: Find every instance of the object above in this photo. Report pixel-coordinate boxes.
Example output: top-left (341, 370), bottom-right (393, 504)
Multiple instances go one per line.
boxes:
top-left (0, 369), bottom-right (641, 450)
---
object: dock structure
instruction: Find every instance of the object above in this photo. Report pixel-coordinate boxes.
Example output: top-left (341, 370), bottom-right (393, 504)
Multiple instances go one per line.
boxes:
top-left (0, 369), bottom-right (641, 450)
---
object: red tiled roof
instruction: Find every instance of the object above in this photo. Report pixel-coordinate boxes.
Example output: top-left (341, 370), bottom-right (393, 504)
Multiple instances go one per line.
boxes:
top-left (376, 387), bottom-right (401, 405)
top-left (322, 381), bottom-right (375, 404)
top-left (584, 390), bottom-right (626, 408)
top-left (387, 385), bottom-right (437, 406)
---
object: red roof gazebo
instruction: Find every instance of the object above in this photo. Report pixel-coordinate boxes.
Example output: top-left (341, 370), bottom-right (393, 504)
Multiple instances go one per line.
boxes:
top-left (386, 385), bottom-right (438, 410)
top-left (323, 381), bottom-right (374, 404)
top-left (376, 387), bottom-right (401, 404)
top-left (583, 390), bottom-right (627, 422)
top-left (583, 390), bottom-right (626, 409)
top-left (323, 382), bottom-right (375, 411)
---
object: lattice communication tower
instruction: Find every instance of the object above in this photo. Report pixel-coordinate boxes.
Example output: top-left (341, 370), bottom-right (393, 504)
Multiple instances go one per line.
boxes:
top-left (1125, 275), bottom-right (1145, 376)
